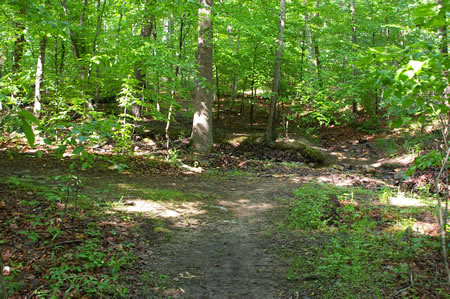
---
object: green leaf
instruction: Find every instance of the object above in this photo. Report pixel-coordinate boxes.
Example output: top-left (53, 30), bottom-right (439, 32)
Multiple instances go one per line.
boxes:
top-left (77, 135), bottom-right (88, 142)
top-left (412, 4), bottom-right (437, 17)
top-left (19, 110), bottom-right (39, 125)
top-left (56, 145), bottom-right (67, 158)
top-left (392, 118), bottom-right (403, 128)
top-left (73, 145), bottom-right (84, 155)
top-left (22, 120), bottom-right (35, 146)
top-left (82, 162), bottom-right (89, 170)
top-left (44, 138), bottom-right (52, 145)
top-left (36, 150), bottom-right (43, 158)
top-left (402, 98), bottom-right (415, 108)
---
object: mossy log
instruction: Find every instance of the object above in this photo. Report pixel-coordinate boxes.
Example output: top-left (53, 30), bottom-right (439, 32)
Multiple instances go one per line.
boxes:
top-left (271, 138), bottom-right (327, 165)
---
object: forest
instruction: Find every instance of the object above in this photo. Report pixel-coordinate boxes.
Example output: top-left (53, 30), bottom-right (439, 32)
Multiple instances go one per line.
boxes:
top-left (0, 0), bottom-right (449, 297)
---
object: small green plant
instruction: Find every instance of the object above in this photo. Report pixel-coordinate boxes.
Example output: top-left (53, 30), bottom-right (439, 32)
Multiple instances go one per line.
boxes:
top-left (166, 148), bottom-right (179, 164)
top-left (375, 138), bottom-right (399, 157)
top-left (289, 185), bottom-right (330, 229)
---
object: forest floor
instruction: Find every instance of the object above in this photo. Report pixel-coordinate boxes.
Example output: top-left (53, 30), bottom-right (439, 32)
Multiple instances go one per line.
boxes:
top-left (1, 112), bottom-right (449, 298)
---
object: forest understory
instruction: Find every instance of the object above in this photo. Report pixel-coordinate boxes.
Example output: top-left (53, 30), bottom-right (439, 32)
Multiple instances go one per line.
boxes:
top-left (1, 105), bottom-right (449, 298)
top-left (0, 0), bottom-right (449, 297)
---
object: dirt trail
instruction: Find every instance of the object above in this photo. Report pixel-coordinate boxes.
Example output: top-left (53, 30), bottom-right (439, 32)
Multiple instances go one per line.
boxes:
top-left (125, 176), bottom-right (301, 298)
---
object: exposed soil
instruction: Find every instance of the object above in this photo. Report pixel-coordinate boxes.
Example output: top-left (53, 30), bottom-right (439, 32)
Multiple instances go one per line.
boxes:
top-left (127, 176), bottom-right (300, 298)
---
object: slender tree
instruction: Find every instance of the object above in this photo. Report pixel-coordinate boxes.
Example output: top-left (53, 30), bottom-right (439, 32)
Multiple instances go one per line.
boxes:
top-left (350, 0), bottom-right (358, 114)
top-left (33, 35), bottom-right (48, 117)
top-left (12, 9), bottom-right (25, 74)
top-left (191, 0), bottom-right (214, 152)
top-left (133, 1), bottom-right (157, 118)
top-left (262, 0), bottom-right (286, 143)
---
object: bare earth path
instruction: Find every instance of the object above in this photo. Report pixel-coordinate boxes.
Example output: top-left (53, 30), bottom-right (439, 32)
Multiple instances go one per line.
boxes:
top-left (124, 175), bottom-right (302, 298)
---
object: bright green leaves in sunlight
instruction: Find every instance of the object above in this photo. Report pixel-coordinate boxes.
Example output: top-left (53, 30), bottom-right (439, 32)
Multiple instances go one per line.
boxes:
top-left (18, 110), bottom-right (39, 147)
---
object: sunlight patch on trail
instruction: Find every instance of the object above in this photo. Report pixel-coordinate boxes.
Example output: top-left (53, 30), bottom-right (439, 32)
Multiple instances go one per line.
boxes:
top-left (387, 193), bottom-right (431, 207)
top-left (117, 200), bottom-right (206, 218)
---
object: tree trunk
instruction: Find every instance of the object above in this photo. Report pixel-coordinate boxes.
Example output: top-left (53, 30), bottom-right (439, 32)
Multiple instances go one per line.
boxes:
top-left (438, 0), bottom-right (448, 56)
top-left (215, 63), bottom-right (220, 119)
top-left (92, 0), bottom-right (107, 55)
top-left (192, 0), bottom-right (214, 152)
top-left (313, 0), bottom-right (321, 86)
top-left (437, 0), bottom-right (450, 284)
top-left (240, 77), bottom-right (247, 115)
top-left (60, 40), bottom-right (65, 74)
top-left (227, 26), bottom-right (241, 109)
top-left (133, 1), bottom-right (157, 118)
top-left (12, 9), bottom-right (25, 73)
top-left (350, 0), bottom-right (358, 114)
top-left (262, 0), bottom-right (286, 143)
top-left (34, 35), bottom-right (47, 117)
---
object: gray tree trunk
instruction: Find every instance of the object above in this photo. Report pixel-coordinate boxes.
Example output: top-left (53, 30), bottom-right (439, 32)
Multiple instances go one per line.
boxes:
top-left (33, 36), bottom-right (47, 117)
top-left (192, 0), bottom-right (214, 152)
top-left (262, 0), bottom-right (286, 144)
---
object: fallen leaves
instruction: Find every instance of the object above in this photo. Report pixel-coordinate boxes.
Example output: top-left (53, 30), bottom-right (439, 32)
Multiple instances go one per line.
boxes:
top-left (0, 181), bottom-right (140, 297)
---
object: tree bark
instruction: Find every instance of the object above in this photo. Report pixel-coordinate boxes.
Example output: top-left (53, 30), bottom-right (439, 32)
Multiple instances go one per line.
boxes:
top-left (438, 0), bottom-right (448, 56)
top-left (227, 26), bottom-right (241, 109)
top-left (262, 0), bottom-right (286, 143)
top-left (437, 0), bottom-right (450, 284)
top-left (92, 0), bottom-right (107, 55)
top-left (12, 9), bottom-right (25, 73)
top-left (313, 0), bottom-right (321, 86)
top-left (133, 0), bottom-right (157, 118)
top-left (34, 35), bottom-right (47, 117)
top-left (192, 0), bottom-right (214, 152)
top-left (350, 0), bottom-right (358, 114)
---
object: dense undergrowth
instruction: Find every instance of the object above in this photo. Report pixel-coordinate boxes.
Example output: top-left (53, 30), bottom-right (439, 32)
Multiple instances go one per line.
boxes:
top-left (283, 183), bottom-right (449, 298)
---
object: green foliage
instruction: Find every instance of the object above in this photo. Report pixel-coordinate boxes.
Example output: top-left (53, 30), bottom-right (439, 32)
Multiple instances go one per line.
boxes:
top-left (288, 183), bottom-right (375, 230)
top-left (284, 183), bottom-right (443, 297)
top-left (4, 175), bottom-right (136, 297)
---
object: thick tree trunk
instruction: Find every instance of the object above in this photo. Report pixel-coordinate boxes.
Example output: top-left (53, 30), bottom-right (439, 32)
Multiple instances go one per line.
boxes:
top-left (192, 0), bottom-right (214, 152)
top-left (262, 0), bottom-right (286, 143)
top-left (34, 36), bottom-right (47, 117)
